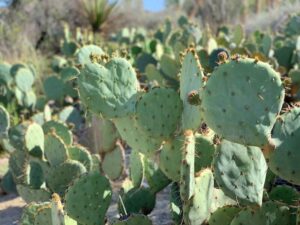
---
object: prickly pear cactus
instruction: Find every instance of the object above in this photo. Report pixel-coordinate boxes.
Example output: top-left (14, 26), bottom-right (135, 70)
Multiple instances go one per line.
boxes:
top-left (114, 115), bottom-right (162, 156)
top-left (183, 168), bottom-right (214, 225)
top-left (78, 58), bottom-right (139, 118)
top-left (68, 145), bottom-right (93, 171)
top-left (76, 44), bottom-right (104, 65)
top-left (180, 130), bottom-right (195, 202)
top-left (43, 120), bottom-right (73, 146)
top-left (16, 184), bottom-right (51, 203)
top-left (213, 139), bottom-right (267, 206)
top-left (46, 160), bottom-right (86, 196)
top-left (44, 132), bottom-right (68, 166)
top-left (101, 143), bottom-right (125, 180)
top-left (266, 107), bottom-right (300, 185)
top-left (0, 105), bottom-right (9, 137)
top-left (230, 201), bottom-right (291, 225)
top-left (129, 149), bottom-right (144, 188)
top-left (201, 58), bottom-right (285, 147)
top-left (136, 88), bottom-right (182, 139)
top-left (65, 171), bottom-right (112, 225)
top-left (180, 48), bottom-right (203, 130)
top-left (208, 205), bottom-right (240, 225)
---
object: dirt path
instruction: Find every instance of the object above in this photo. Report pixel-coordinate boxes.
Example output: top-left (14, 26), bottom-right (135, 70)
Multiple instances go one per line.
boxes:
top-left (0, 194), bottom-right (26, 225)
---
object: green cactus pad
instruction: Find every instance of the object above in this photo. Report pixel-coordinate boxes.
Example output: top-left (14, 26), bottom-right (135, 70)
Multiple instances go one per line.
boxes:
top-left (28, 161), bottom-right (44, 188)
top-left (1, 171), bottom-right (17, 193)
top-left (43, 76), bottom-right (65, 101)
top-left (97, 118), bottom-right (120, 153)
top-left (159, 131), bottom-right (215, 181)
top-left (180, 131), bottom-right (195, 202)
top-left (144, 157), bottom-right (171, 194)
top-left (145, 64), bottom-right (164, 86)
top-left (23, 90), bottom-right (37, 109)
top-left (269, 185), bottom-right (300, 205)
top-left (34, 204), bottom-right (52, 225)
top-left (210, 188), bottom-right (237, 213)
top-left (43, 120), bottom-right (73, 145)
top-left (160, 54), bottom-right (180, 79)
top-left (60, 66), bottom-right (80, 82)
top-left (136, 88), bottom-right (183, 138)
top-left (65, 171), bottom-right (112, 225)
top-left (68, 145), bottom-right (93, 171)
top-left (62, 41), bottom-right (78, 57)
top-left (58, 106), bottom-right (82, 130)
top-left (183, 168), bottom-right (214, 225)
top-left (16, 184), bottom-right (51, 203)
top-left (170, 182), bottom-right (183, 225)
top-left (0, 62), bottom-right (12, 85)
top-left (113, 214), bottom-right (153, 225)
top-left (9, 150), bottom-right (28, 184)
top-left (76, 44), bottom-right (104, 65)
top-left (208, 206), bottom-right (240, 225)
top-left (119, 187), bottom-right (156, 215)
top-left (101, 144), bottom-right (124, 180)
top-left (44, 133), bottom-right (68, 166)
top-left (0, 105), bottom-right (9, 136)
top-left (194, 131), bottom-right (216, 172)
top-left (159, 137), bottom-right (182, 181)
top-left (51, 56), bottom-right (67, 73)
top-left (267, 107), bottom-right (300, 185)
top-left (201, 58), bottom-right (284, 147)
top-left (129, 149), bottom-right (144, 188)
top-left (15, 68), bottom-right (34, 92)
top-left (230, 201), bottom-right (291, 225)
top-left (114, 115), bottom-right (163, 157)
top-left (91, 153), bottom-right (101, 171)
top-left (78, 58), bottom-right (139, 118)
top-left (25, 122), bottom-right (44, 157)
top-left (46, 160), bottom-right (86, 196)
top-left (213, 140), bottom-right (267, 206)
top-left (180, 49), bottom-right (204, 130)
top-left (9, 121), bottom-right (31, 150)
top-left (20, 202), bottom-right (50, 225)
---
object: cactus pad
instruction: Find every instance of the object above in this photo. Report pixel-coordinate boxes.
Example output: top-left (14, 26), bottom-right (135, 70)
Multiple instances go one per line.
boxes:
top-left (230, 201), bottom-right (291, 225)
top-left (46, 160), bottom-right (86, 196)
top-left (136, 88), bottom-right (182, 138)
top-left (0, 105), bottom-right (9, 136)
top-left (119, 187), bottom-right (156, 215)
top-left (267, 107), bottom-right (300, 185)
top-left (16, 184), bottom-right (51, 203)
top-left (76, 44), bottom-right (104, 65)
top-left (114, 114), bottom-right (163, 156)
top-left (25, 122), bottom-right (44, 157)
top-left (44, 133), bottom-right (68, 166)
top-left (65, 171), bottom-right (112, 225)
top-left (129, 149), bottom-right (144, 188)
top-left (43, 120), bottom-right (73, 145)
top-left (210, 188), bottom-right (237, 213)
top-left (101, 143), bottom-right (124, 180)
top-left (15, 68), bottom-right (34, 92)
top-left (68, 145), bottom-right (93, 171)
top-left (43, 76), bottom-right (65, 101)
top-left (201, 58), bottom-right (284, 147)
top-left (208, 206), bottom-right (240, 225)
top-left (180, 130), bottom-right (195, 202)
top-left (213, 140), bottom-right (267, 206)
top-left (269, 185), bottom-right (300, 205)
top-left (183, 168), bottom-right (214, 225)
top-left (78, 58), bottom-right (139, 118)
top-left (180, 49), bottom-right (204, 130)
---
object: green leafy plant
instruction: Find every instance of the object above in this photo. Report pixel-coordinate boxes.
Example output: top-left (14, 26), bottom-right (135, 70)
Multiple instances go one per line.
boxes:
top-left (81, 0), bottom-right (118, 31)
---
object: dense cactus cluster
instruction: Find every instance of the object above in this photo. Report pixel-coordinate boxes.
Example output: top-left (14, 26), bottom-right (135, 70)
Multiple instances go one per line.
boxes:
top-left (1, 14), bottom-right (300, 225)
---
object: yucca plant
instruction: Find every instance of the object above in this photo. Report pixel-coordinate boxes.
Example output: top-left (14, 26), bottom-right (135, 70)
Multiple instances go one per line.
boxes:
top-left (81, 0), bottom-right (118, 31)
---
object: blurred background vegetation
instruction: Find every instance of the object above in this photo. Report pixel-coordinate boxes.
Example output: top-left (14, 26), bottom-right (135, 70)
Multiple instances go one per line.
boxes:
top-left (0, 0), bottom-right (299, 74)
